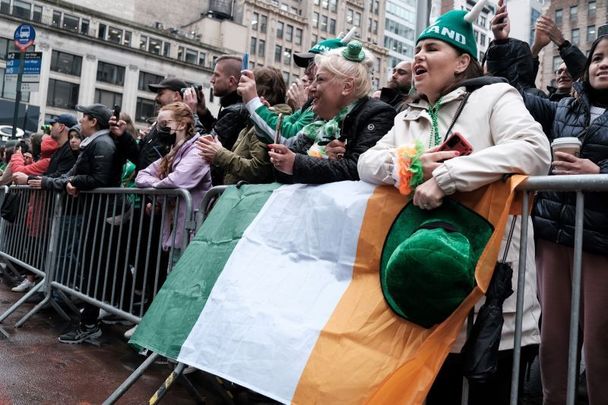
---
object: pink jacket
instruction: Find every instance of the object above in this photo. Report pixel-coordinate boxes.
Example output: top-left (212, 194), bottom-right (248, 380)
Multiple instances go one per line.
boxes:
top-left (136, 134), bottom-right (212, 250)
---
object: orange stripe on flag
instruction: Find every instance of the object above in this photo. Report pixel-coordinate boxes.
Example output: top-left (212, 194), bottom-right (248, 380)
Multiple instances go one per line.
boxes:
top-left (293, 176), bottom-right (528, 404)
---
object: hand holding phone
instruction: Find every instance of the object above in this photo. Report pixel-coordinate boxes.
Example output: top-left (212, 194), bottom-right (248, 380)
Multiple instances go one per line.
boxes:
top-left (436, 132), bottom-right (473, 156)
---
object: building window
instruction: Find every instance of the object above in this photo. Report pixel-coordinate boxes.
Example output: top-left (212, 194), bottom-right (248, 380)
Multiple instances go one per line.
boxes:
top-left (260, 15), bottom-right (267, 33)
top-left (555, 9), bottom-right (562, 25)
top-left (136, 97), bottom-right (156, 123)
top-left (282, 71), bottom-right (289, 84)
top-left (199, 52), bottom-right (206, 66)
top-left (47, 79), bottom-right (79, 109)
top-left (480, 33), bottom-right (486, 46)
top-left (32, 5), bottom-right (41, 21)
top-left (0, 0), bottom-right (9, 14)
top-left (321, 15), bottom-right (328, 32)
top-left (95, 89), bottom-right (122, 108)
top-left (274, 45), bottom-right (282, 63)
top-left (50, 50), bottom-right (82, 76)
top-left (138, 71), bottom-right (164, 91)
top-left (107, 27), bottom-right (123, 44)
top-left (329, 18), bottom-right (336, 35)
top-left (163, 42), bottom-right (171, 57)
top-left (98, 23), bottom-right (107, 40)
top-left (295, 28), bottom-right (302, 46)
top-left (569, 5), bottom-right (577, 22)
top-left (140, 35), bottom-right (148, 51)
top-left (184, 48), bottom-right (197, 64)
top-left (587, 25), bottom-right (596, 43)
top-left (149, 38), bottom-right (162, 55)
top-left (0, 37), bottom-right (17, 60)
top-left (252, 12), bottom-right (259, 31)
top-left (81, 19), bottom-right (90, 35)
top-left (250, 37), bottom-right (257, 55)
top-left (63, 14), bottom-right (80, 32)
top-left (283, 48), bottom-right (292, 65)
top-left (479, 15), bottom-right (487, 29)
top-left (97, 61), bottom-right (125, 86)
top-left (277, 22), bottom-right (284, 39)
top-left (313, 12), bottom-right (319, 28)
top-left (589, 1), bottom-right (596, 18)
top-left (347, 9), bottom-right (353, 24)
top-left (12, 0), bottom-right (31, 19)
top-left (286, 25), bottom-right (293, 42)
top-left (322, 0), bottom-right (328, 9)
top-left (123, 31), bottom-right (132, 47)
top-left (354, 12), bottom-right (361, 27)
top-left (258, 39), bottom-right (266, 57)
top-left (329, 0), bottom-right (337, 13)
top-left (571, 28), bottom-right (580, 45)
top-left (552, 56), bottom-right (562, 73)
top-left (311, 34), bottom-right (318, 48)
top-left (52, 10), bottom-right (61, 27)
top-left (314, 0), bottom-right (319, 5)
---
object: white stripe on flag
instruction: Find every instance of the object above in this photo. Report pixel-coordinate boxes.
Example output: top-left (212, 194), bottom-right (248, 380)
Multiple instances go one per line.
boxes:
top-left (178, 181), bottom-right (375, 403)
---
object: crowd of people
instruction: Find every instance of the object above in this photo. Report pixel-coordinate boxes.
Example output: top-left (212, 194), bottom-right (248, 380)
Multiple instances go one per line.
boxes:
top-left (0, 0), bottom-right (606, 402)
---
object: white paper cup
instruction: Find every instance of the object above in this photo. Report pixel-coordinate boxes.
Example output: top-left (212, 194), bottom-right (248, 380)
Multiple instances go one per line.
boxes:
top-left (551, 137), bottom-right (581, 160)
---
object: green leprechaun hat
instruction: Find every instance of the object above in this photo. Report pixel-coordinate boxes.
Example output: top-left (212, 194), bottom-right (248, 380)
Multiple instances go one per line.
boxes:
top-left (380, 198), bottom-right (494, 328)
top-left (417, 0), bottom-right (488, 60)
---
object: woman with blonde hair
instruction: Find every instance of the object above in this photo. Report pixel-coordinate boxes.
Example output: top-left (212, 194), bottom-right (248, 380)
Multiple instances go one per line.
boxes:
top-left (268, 40), bottom-right (395, 184)
top-left (136, 102), bottom-right (211, 254)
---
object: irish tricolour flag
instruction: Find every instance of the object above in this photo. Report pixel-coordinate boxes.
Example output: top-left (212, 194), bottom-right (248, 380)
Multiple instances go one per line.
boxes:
top-left (131, 180), bottom-right (522, 404)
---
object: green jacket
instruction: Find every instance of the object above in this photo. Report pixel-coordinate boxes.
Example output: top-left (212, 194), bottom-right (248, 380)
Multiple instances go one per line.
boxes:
top-left (214, 104), bottom-right (293, 185)
top-left (245, 97), bottom-right (315, 143)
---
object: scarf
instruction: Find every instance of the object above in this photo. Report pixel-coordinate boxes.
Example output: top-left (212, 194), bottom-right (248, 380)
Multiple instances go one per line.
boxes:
top-left (301, 102), bottom-right (357, 159)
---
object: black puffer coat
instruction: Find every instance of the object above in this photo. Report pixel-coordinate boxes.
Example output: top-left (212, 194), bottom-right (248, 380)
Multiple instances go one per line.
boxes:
top-left (280, 97), bottom-right (396, 184)
top-left (524, 82), bottom-right (608, 255)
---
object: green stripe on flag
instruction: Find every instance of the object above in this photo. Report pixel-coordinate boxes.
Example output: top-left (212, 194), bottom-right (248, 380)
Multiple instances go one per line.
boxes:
top-left (130, 183), bottom-right (281, 359)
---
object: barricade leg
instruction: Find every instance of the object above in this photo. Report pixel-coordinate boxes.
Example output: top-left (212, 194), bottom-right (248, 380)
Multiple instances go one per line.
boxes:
top-left (510, 192), bottom-right (529, 405)
top-left (102, 352), bottom-right (160, 405)
top-left (566, 192), bottom-right (585, 405)
top-left (0, 278), bottom-right (44, 323)
top-left (149, 363), bottom-right (186, 405)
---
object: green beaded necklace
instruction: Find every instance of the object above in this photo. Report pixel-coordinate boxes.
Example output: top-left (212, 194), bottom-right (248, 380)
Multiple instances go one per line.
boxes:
top-left (427, 98), bottom-right (443, 149)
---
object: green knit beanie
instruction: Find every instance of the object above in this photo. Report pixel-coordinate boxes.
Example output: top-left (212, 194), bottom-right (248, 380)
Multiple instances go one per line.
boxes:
top-left (417, 10), bottom-right (478, 60)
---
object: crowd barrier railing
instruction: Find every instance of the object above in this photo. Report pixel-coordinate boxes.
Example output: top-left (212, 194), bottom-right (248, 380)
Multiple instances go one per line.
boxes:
top-left (510, 174), bottom-right (608, 405)
top-left (0, 186), bottom-right (194, 329)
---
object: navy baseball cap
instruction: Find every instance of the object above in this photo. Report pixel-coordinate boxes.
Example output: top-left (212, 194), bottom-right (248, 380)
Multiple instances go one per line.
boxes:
top-left (47, 114), bottom-right (78, 128)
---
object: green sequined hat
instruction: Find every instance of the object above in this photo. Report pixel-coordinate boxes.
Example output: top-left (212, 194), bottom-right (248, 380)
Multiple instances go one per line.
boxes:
top-left (380, 199), bottom-right (494, 328)
top-left (417, 0), bottom-right (488, 60)
top-left (342, 40), bottom-right (365, 62)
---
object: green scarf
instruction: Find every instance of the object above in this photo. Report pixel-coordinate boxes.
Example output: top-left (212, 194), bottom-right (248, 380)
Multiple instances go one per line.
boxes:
top-left (300, 102), bottom-right (357, 158)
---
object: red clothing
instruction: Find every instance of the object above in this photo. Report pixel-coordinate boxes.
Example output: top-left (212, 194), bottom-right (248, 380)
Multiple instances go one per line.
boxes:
top-left (10, 135), bottom-right (59, 175)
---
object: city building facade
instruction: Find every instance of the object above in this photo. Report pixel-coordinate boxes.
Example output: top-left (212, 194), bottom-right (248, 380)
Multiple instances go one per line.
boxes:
top-left (538, 0), bottom-right (607, 92)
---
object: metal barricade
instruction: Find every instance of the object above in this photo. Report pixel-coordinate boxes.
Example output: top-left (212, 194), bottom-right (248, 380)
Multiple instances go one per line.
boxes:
top-left (509, 174), bottom-right (608, 405)
top-left (0, 186), bottom-right (194, 328)
top-left (104, 185), bottom-right (227, 405)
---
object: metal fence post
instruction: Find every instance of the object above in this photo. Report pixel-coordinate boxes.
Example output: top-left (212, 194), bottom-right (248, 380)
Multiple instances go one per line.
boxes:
top-left (566, 192), bottom-right (585, 405)
top-left (510, 192), bottom-right (529, 405)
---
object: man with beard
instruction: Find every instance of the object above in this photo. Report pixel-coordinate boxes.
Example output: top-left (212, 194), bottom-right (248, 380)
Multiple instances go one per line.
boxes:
top-left (372, 61), bottom-right (412, 111)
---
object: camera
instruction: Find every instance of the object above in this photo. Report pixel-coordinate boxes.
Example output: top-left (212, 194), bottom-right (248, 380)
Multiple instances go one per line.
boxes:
top-left (180, 84), bottom-right (203, 95)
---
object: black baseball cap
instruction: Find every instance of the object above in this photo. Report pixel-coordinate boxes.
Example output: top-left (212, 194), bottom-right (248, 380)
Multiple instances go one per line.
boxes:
top-left (76, 104), bottom-right (113, 129)
top-left (47, 114), bottom-right (78, 128)
top-left (148, 78), bottom-right (188, 93)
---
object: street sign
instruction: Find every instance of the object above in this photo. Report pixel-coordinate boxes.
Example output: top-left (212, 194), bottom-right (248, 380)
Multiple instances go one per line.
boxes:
top-left (6, 52), bottom-right (42, 75)
top-left (13, 23), bottom-right (36, 51)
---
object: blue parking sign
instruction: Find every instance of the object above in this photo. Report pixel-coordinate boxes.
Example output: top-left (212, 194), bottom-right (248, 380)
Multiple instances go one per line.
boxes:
top-left (13, 23), bottom-right (36, 51)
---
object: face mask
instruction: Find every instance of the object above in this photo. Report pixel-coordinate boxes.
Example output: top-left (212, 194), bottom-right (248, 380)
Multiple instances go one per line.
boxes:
top-left (157, 125), bottom-right (176, 144)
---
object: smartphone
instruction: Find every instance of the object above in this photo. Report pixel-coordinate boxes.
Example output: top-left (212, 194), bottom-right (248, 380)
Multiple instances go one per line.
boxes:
top-left (113, 104), bottom-right (121, 121)
top-left (437, 132), bottom-right (473, 156)
top-left (242, 52), bottom-right (249, 71)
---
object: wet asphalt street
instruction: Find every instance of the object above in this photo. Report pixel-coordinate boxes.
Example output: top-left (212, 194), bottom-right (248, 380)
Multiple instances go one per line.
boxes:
top-left (0, 273), bottom-right (205, 405)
